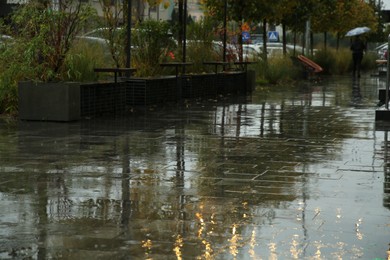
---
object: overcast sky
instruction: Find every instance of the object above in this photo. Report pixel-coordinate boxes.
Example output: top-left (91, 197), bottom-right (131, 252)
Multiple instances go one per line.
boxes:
top-left (383, 0), bottom-right (390, 9)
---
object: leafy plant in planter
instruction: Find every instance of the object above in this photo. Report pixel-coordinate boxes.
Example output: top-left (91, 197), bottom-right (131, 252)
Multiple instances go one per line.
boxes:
top-left (132, 20), bottom-right (177, 77)
top-left (10, 0), bottom-right (96, 81)
top-left (0, 0), bottom-right (96, 115)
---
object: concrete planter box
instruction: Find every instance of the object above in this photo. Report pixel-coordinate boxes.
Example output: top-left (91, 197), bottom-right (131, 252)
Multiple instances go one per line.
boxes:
top-left (18, 81), bottom-right (80, 122)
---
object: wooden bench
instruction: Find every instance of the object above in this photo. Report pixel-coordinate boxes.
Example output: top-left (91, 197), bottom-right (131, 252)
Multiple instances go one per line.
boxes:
top-left (94, 67), bottom-right (136, 83)
top-left (234, 61), bottom-right (257, 71)
top-left (203, 61), bottom-right (230, 73)
top-left (291, 55), bottom-right (322, 79)
top-left (160, 62), bottom-right (193, 77)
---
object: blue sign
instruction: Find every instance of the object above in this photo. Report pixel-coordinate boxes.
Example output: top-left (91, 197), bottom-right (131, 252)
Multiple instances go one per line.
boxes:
top-left (242, 31), bottom-right (250, 43)
top-left (268, 31), bottom-right (279, 42)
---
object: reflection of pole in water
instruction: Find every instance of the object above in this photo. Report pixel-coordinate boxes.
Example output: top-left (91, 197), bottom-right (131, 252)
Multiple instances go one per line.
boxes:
top-left (352, 78), bottom-right (362, 104)
top-left (175, 125), bottom-right (186, 236)
top-left (236, 104), bottom-right (242, 139)
top-left (260, 102), bottom-right (265, 137)
top-left (121, 136), bottom-right (131, 228)
top-left (221, 103), bottom-right (226, 136)
top-left (37, 173), bottom-right (48, 259)
top-left (384, 131), bottom-right (390, 210)
top-left (175, 126), bottom-right (185, 188)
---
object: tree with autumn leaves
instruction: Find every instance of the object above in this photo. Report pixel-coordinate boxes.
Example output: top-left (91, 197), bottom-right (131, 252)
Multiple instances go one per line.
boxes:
top-left (203, 0), bottom-right (378, 53)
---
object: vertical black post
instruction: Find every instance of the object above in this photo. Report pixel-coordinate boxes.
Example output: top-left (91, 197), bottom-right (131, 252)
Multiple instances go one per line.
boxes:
top-left (182, 0), bottom-right (187, 74)
top-left (126, 0), bottom-right (132, 69)
top-left (223, 0), bottom-right (227, 63)
top-left (386, 34), bottom-right (390, 110)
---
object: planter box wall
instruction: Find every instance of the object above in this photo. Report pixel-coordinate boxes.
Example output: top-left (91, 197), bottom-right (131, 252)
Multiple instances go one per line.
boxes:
top-left (18, 81), bottom-right (80, 122)
top-left (246, 70), bottom-right (256, 93)
top-left (216, 71), bottom-right (246, 94)
top-left (182, 74), bottom-right (217, 99)
top-left (80, 82), bottom-right (126, 117)
top-left (18, 71), bottom-right (256, 121)
top-left (126, 77), bottom-right (178, 106)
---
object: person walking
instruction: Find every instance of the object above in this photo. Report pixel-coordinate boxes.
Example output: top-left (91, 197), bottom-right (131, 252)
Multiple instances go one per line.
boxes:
top-left (350, 35), bottom-right (366, 78)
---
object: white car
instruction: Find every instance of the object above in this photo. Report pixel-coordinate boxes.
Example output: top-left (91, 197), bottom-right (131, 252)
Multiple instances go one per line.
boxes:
top-left (76, 27), bottom-right (123, 48)
top-left (376, 43), bottom-right (388, 59)
top-left (242, 44), bottom-right (262, 60)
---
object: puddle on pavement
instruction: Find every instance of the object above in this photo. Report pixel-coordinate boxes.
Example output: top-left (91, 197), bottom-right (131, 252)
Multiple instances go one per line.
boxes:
top-left (0, 76), bottom-right (389, 259)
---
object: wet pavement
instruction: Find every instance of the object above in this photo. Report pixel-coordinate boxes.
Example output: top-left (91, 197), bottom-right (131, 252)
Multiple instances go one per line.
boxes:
top-left (0, 75), bottom-right (390, 259)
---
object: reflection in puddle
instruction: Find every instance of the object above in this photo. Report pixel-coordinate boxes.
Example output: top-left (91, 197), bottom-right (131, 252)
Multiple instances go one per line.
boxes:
top-left (0, 76), bottom-right (389, 258)
top-left (355, 218), bottom-right (363, 240)
top-left (173, 234), bottom-right (183, 260)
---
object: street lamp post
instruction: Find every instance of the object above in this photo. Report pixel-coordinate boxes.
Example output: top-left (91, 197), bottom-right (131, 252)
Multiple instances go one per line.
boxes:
top-left (223, 0), bottom-right (227, 63)
top-left (182, 0), bottom-right (187, 73)
top-left (126, 0), bottom-right (132, 69)
top-left (386, 33), bottom-right (390, 110)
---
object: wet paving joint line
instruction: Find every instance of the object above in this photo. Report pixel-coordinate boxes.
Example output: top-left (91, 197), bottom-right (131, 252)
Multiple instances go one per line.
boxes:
top-left (0, 180), bottom-right (14, 185)
top-left (337, 167), bottom-right (383, 173)
top-left (315, 174), bottom-right (344, 180)
top-left (285, 137), bottom-right (339, 143)
top-left (312, 210), bottom-right (321, 220)
top-left (317, 220), bottom-right (325, 230)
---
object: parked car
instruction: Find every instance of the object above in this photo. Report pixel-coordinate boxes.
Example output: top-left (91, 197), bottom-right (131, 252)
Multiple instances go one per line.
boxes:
top-left (376, 43), bottom-right (388, 60)
top-left (76, 27), bottom-right (174, 56)
top-left (250, 34), bottom-right (264, 45)
top-left (76, 27), bottom-right (123, 48)
top-left (212, 41), bottom-right (239, 62)
top-left (213, 41), bottom-right (304, 61)
top-left (242, 44), bottom-right (262, 60)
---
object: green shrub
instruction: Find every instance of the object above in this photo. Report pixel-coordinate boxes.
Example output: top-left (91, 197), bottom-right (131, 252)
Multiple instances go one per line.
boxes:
top-left (0, 76), bottom-right (18, 115)
top-left (185, 41), bottom-right (220, 73)
top-left (6, 0), bottom-right (96, 81)
top-left (0, 41), bottom-right (39, 114)
top-left (312, 49), bottom-right (336, 74)
top-left (361, 51), bottom-right (377, 71)
top-left (0, 0), bottom-right (96, 115)
top-left (261, 56), bottom-right (298, 84)
top-left (335, 48), bottom-right (352, 74)
top-left (62, 41), bottom-right (110, 82)
top-left (185, 17), bottom-right (220, 73)
top-left (132, 20), bottom-right (176, 77)
top-left (314, 47), bottom-right (376, 75)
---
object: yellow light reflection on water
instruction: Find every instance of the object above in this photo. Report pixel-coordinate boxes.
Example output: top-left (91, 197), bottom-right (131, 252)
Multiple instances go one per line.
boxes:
top-left (229, 224), bottom-right (239, 257)
top-left (196, 211), bottom-right (213, 259)
top-left (249, 229), bottom-right (258, 259)
top-left (313, 240), bottom-right (323, 259)
top-left (290, 234), bottom-right (301, 258)
top-left (268, 242), bottom-right (277, 260)
top-left (387, 245), bottom-right (390, 260)
top-left (355, 218), bottom-right (363, 240)
top-left (336, 208), bottom-right (342, 223)
top-left (202, 239), bottom-right (213, 259)
top-left (173, 234), bottom-right (183, 260)
top-left (141, 239), bottom-right (152, 258)
top-left (196, 212), bottom-right (205, 237)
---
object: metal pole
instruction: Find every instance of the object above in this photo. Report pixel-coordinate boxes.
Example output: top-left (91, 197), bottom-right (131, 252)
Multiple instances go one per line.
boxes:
top-left (182, 0), bottom-right (187, 73)
top-left (126, 0), bottom-right (132, 69)
top-left (386, 33), bottom-right (390, 110)
top-left (223, 0), bottom-right (227, 63)
top-left (305, 20), bottom-right (310, 56)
